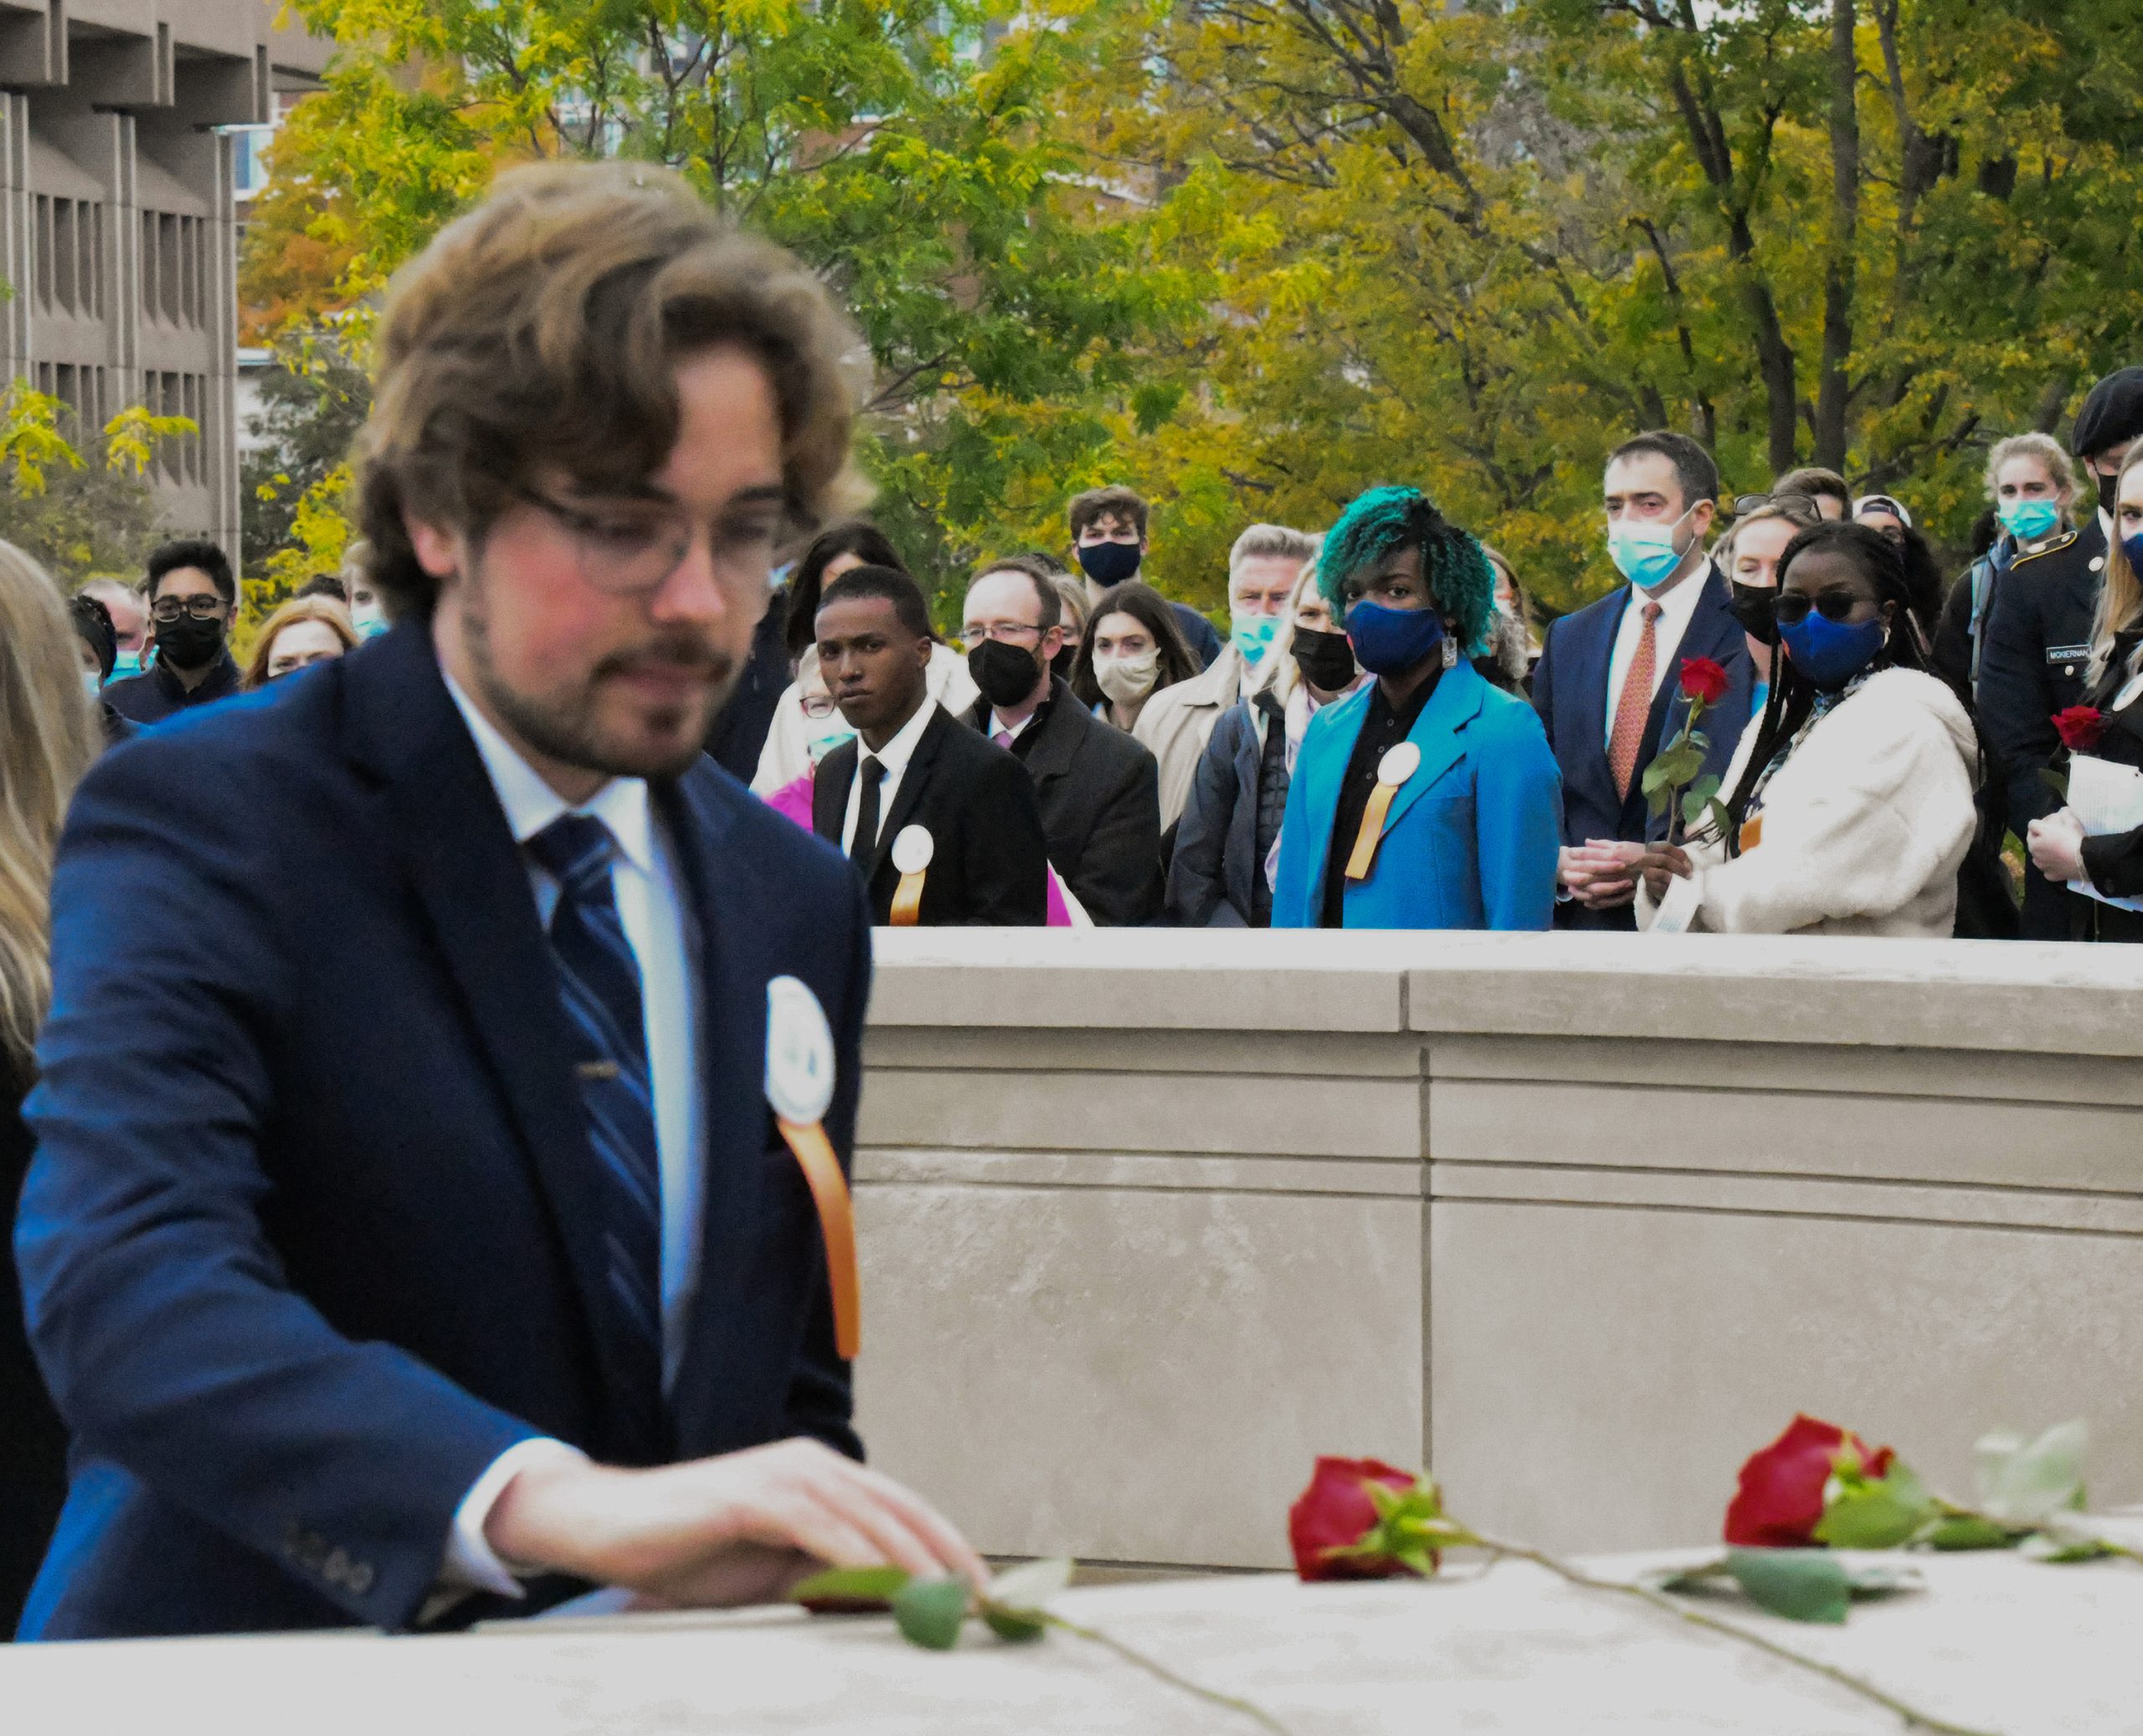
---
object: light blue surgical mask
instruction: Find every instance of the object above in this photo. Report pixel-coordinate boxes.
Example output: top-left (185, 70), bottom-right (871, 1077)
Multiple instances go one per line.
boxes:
top-left (1231, 613), bottom-right (1279, 666)
top-left (1997, 499), bottom-right (2060, 542)
top-left (109, 649), bottom-right (142, 681)
top-left (82, 668), bottom-right (104, 700)
top-left (349, 603), bottom-right (389, 640)
top-left (1606, 502), bottom-right (1698, 591)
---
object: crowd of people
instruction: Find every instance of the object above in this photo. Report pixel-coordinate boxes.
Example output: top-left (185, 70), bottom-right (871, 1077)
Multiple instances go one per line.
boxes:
top-left (5, 155), bottom-right (2143, 1647)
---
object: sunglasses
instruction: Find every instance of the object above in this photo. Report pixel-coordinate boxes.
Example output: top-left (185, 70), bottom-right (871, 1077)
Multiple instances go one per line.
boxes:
top-left (1772, 588), bottom-right (1869, 626)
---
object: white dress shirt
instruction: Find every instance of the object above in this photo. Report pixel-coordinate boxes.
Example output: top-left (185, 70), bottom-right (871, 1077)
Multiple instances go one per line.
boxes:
top-left (840, 695), bottom-right (938, 855)
top-left (439, 676), bottom-right (707, 1595)
top-left (1603, 559), bottom-right (1713, 747)
top-left (988, 705), bottom-right (1038, 747)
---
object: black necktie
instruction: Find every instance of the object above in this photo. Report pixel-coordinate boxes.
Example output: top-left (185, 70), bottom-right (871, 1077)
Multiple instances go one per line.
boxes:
top-left (851, 756), bottom-right (885, 864)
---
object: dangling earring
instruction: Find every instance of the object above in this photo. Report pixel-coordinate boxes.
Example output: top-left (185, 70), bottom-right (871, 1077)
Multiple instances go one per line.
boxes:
top-left (1441, 636), bottom-right (1458, 670)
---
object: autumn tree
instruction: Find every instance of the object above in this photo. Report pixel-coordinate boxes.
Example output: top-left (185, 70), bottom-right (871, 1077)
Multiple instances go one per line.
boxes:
top-left (244, 0), bottom-right (1198, 615)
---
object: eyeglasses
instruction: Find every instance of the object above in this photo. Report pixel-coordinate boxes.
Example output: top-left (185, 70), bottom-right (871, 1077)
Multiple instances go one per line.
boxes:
top-left (959, 621), bottom-right (1045, 649)
top-left (801, 693), bottom-right (839, 720)
top-left (513, 484), bottom-right (787, 597)
top-left (149, 595), bottom-right (229, 623)
top-left (1732, 492), bottom-right (1820, 517)
top-left (1772, 588), bottom-right (1868, 626)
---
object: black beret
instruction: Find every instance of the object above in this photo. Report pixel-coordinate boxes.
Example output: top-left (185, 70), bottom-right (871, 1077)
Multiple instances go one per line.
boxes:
top-left (2072, 367), bottom-right (2143, 461)
top-left (69, 593), bottom-right (116, 681)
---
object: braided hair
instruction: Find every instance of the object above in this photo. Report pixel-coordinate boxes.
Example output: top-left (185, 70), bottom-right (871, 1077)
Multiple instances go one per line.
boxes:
top-left (1315, 485), bottom-right (1497, 656)
top-left (1722, 520), bottom-right (1932, 855)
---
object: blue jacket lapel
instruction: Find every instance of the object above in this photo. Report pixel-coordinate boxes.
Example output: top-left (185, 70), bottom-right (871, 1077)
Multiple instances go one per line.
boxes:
top-left (1377, 660), bottom-right (1488, 839)
top-left (345, 624), bottom-right (634, 1444)
top-left (1567, 589), bottom-right (1630, 819)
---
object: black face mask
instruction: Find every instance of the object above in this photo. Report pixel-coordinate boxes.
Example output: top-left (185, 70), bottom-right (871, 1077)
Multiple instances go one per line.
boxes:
top-left (968, 637), bottom-right (1044, 710)
top-left (1290, 625), bottom-right (1357, 691)
top-left (1729, 580), bottom-right (1780, 647)
top-left (155, 612), bottom-right (227, 671)
top-left (2101, 470), bottom-right (2121, 517)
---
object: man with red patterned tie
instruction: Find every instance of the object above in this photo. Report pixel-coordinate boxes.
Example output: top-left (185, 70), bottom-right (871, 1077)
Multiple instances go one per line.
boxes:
top-left (1529, 431), bottom-right (1757, 930)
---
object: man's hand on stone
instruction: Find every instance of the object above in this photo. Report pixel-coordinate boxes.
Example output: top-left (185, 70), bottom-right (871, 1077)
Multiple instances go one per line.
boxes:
top-left (484, 1436), bottom-right (986, 1607)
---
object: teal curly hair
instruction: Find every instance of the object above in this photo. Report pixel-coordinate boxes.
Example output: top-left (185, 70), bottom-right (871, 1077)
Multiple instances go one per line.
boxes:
top-left (1315, 485), bottom-right (1498, 657)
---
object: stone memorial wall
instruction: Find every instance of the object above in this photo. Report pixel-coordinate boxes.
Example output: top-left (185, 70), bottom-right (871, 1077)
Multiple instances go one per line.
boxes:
top-left (854, 930), bottom-right (2143, 1569)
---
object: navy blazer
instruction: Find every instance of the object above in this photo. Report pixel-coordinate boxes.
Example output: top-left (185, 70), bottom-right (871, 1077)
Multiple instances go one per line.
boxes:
top-left (1531, 560), bottom-right (1755, 859)
top-left (15, 622), bottom-right (872, 1641)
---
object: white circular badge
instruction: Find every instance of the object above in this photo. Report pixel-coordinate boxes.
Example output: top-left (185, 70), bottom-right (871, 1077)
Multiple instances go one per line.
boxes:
top-left (891, 824), bottom-right (934, 876)
top-left (764, 975), bottom-right (835, 1125)
top-left (1377, 742), bottom-right (1421, 788)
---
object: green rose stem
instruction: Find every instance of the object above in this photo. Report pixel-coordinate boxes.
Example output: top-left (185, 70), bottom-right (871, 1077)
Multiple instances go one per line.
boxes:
top-left (1462, 1532), bottom-right (1996, 1736)
top-left (1038, 1611), bottom-right (1294, 1736)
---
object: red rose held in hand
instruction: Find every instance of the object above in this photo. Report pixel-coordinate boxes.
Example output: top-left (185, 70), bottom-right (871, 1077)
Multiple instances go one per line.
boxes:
top-left (1289, 1456), bottom-right (1421, 1580)
top-left (1724, 1415), bottom-right (1895, 1548)
top-left (1678, 655), bottom-right (1730, 707)
top-left (2053, 706), bottom-right (2107, 752)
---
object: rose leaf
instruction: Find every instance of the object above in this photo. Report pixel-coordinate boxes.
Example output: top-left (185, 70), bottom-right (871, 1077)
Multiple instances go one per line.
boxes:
top-left (892, 1577), bottom-right (973, 1651)
top-left (1724, 1549), bottom-right (1852, 1624)
top-left (792, 1564), bottom-right (912, 1609)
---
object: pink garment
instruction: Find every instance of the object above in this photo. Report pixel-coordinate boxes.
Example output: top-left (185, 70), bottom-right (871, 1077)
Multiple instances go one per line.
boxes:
top-left (763, 773), bottom-right (816, 831)
top-left (763, 771), bottom-right (1077, 927)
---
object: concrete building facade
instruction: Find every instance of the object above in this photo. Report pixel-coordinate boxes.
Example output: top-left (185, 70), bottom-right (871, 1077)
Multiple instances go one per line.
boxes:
top-left (0, 2), bottom-right (330, 572)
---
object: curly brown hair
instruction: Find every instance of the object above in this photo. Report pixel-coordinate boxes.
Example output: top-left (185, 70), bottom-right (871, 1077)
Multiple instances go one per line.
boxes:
top-left (353, 160), bottom-right (870, 618)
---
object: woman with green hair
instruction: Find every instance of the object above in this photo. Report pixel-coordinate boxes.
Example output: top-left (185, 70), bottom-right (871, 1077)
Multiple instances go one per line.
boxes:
top-left (1270, 486), bottom-right (1562, 928)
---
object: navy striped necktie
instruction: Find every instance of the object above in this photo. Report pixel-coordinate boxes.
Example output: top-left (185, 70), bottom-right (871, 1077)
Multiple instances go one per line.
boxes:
top-left (525, 813), bottom-right (666, 1456)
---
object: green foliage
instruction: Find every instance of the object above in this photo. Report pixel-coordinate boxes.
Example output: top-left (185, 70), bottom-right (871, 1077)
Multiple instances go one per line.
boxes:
top-left (0, 388), bottom-right (193, 582)
top-left (1726, 1548), bottom-right (1853, 1624)
top-left (240, 336), bottom-right (371, 588)
top-left (1973, 1420), bottom-right (2089, 1528)
top-left (1815, 1459), bottom-right (1938, 1550)
top-left (789, 1555), bottom-right (1078, 1651)
top-left (267, 0), bottom-right (1197, 622)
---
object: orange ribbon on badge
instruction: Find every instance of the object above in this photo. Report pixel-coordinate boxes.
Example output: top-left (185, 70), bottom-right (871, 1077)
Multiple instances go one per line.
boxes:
top-left (774, 1117), bottom-right (860, 1360)
top-left (1344, 783), bottom-right (1400, 881)
top-left (1740, 813), bottom-right (1764, 853)
top-left (888, 871), bottom-right (925, 926)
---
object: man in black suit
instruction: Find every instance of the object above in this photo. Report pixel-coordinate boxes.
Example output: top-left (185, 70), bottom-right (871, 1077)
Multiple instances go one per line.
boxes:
top-left (1978, 367), bottom-right (2143, 938)
top-left (959, 556), bottom-right (1163, 924)
top-left (812, 566), bottom-right (1049, 925)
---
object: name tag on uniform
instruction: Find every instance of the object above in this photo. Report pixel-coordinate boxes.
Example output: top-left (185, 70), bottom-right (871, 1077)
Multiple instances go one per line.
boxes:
top-left (2047, 644), bottom-right (2093, 677)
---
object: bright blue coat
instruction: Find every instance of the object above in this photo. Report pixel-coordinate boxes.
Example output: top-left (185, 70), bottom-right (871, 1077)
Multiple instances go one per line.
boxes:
top-left (1271, 659), bottom-right (1562, 930)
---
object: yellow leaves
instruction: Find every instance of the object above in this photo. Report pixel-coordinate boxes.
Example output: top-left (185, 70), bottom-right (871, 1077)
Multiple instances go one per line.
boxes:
top-left (0, 385), bottom-right (85, 497)
top-left (251, 464), bottom-right (356, 621)
top-left (102, 405), bottom-right (198, 479)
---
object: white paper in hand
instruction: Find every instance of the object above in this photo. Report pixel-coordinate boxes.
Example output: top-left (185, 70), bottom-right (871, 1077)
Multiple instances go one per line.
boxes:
top-left (2064, 754), bottom-right (2143, 836)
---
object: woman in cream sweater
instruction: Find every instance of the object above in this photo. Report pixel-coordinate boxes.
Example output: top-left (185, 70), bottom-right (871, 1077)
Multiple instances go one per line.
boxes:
top-left (1636, 521), bottom-right (1977, 937)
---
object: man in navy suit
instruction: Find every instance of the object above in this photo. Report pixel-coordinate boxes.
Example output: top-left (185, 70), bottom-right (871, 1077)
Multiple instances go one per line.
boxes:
top-left (13, 160), bottom-right (979, 1641)
top-left (1531, 431), bottom-right (1755, 928)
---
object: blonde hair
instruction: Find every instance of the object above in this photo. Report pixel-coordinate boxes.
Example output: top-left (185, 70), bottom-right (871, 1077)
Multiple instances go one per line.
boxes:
top-left (1246, 552), bottom-right (1330, 703)
top-left (2087, 444), bottom-right (2143, 691)
top-left (244, 594), bottom-right (361, 691)
top-left (1984, 433), bottom-right (2078, 514)
top-left (0, 540), bottom-right (100, 1071)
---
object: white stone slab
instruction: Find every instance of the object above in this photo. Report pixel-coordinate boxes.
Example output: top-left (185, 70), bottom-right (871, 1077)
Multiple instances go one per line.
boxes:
top-left (3, 1553), bottom-right (2134, 1733)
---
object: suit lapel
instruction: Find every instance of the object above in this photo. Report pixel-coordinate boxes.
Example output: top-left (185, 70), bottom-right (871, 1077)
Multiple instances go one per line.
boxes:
top-left (1017, 684), bottom-right (1082, 785)
top-left (1647, 563), bottom-right (1738, 746)
top-left (810, 743), bottom-right (856, 845)
top-left (866, 703), bottom-right (949, 884)
top-left (1570, 590), bottom-right (1632, 814)
top-left (1378, 661), bottom-right (1488, 838)
top-left (345, 625), bottom-right (623, 1419)
top-left (654, 776), bottom-right (783, 1459)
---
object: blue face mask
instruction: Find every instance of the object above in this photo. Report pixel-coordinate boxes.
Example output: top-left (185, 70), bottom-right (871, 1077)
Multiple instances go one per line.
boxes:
top-left (1779, 609), bottom-right (1887, 691)
top-left (1345, 598), bottom-right (1447, 677)
top-left (1231, 613), bottom-right (1278, 665)
top-left (1606, 503), bottom-right (1698, 591)
top-left (2123, 531), bottom-right (2143, 578)
top-left (1997, 499), bottom-right (2061, 542)
top-left (109, 649), bottom-right (142, 681)
top-left (1076, 540), bottom-right (1141, 587)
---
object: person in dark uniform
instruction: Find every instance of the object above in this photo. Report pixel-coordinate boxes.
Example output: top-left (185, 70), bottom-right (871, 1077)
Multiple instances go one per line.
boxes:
top-left (2026, 444), bottom-right (2143, 941)
top-left (1977, 367), bottom-right (2143, 938)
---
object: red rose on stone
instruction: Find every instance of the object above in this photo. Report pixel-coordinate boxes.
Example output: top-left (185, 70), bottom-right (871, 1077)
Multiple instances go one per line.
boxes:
top-left (1724, 1415), bottom-right (1895, 1549)
top-left (2053, 706), bottom-right (2107, 752)
top-left (1678, 655), bottom-right (1731, 707)
top-left (1289, 1456), bottom-right (1423, 1580)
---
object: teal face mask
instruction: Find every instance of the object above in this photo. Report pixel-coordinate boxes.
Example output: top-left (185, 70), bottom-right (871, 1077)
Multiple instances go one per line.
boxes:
top-left (1997, 499), bottom-right (2060, 542)
top-left (109, 650), bottom-right (142, 681)
top-left (1231, 613), bottom-right (1279, 665)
